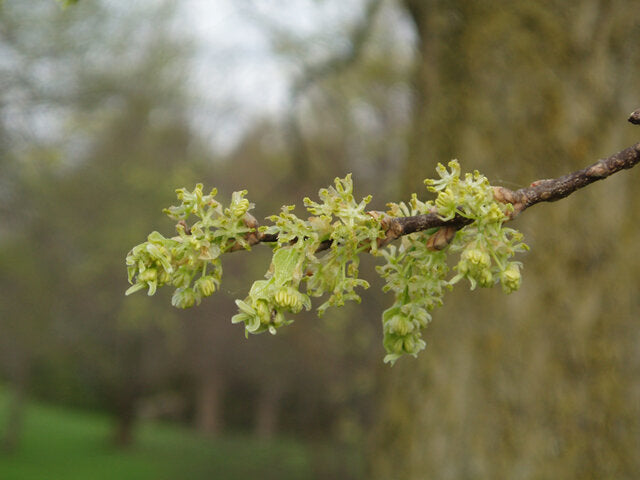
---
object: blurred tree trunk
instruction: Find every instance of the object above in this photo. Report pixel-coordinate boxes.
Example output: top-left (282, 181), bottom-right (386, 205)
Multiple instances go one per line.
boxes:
top-left (400, 0), bottom-right (476, 195)
top-left (400, 0), bottom-right (437, 195)
top-left (195, 371), bottom-right (224, 436)
top-left (111, 383), bottom-right (138, 448)
top-left (1, 349), bottom-right (29, 453)
top-left (255, 381), bottom-right (283, 439)
top-left (371, 1), bottom-right (640, 478)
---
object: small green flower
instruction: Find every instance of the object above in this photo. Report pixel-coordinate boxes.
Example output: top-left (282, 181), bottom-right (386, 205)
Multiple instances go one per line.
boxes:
top-left (403, 335), bottom-right (416, 353)
top-left (500, 262), bottom-right (522, 293)
top-left (273, 288), bottom-right (299, 310)
top-left (172, 267), bottom-right (192, 288)
top-left (463, 248), bottom-right (491, 269)
top-left (229, 190), bottom-right (251, 217)
top-left (477, 268), bottom-right (494, 288)
top-left (254, 299), bottom-right (271, 323)
top-left (138, 268), bottom-right (157, 283)
top-left (195, 276), bottom-right (217, 297)
top-left (171, 287), bottom-right (198, 309)
top-left (158, 270), bottom-right (171, 285)
top-left (483, 203), bottom-right (505, 223)
top-left (385, 313), bottom-right (414, 336)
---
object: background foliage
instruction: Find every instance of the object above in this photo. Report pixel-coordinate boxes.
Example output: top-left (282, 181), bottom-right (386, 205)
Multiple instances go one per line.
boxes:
top-left (0, 1), bottom-right (639, 479)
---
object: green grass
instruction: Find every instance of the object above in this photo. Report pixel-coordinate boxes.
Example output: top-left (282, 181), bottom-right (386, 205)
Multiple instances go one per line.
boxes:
top-left (0, 389), bottom-right (312, 480)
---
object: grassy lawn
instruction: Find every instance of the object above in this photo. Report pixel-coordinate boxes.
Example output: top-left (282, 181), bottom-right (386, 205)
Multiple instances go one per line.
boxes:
top-left (0, 389), bottom-right (312, 480)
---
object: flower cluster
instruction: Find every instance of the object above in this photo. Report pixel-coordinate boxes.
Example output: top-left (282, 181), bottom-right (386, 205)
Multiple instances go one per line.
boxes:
top-left (231, 175), bottom-right (384, 336)
top-left (377, 196), bottom-right (449, 363)
top-left (375, 161), bottom-right (528, 363)
top-left (125, 231), bottom-right (177, 297)
top-left (429, 161), bottom-right (529, 293)
top-left (126, 184), bottom-right (255, 308)
top-left (377, 242), bottom-right (450, 364)
top-left (232, 247), bottom-right (312, 335)
top-left (126, 164), bottom-right (529, 364)
top-left (302, 174), bottom-right (383, 314)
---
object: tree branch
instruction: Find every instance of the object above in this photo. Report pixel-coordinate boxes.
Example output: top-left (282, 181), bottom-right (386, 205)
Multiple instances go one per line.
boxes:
top-left (234, 110), bottom-right (640, 252)
top-left (493, 144), bottom-right (640, 217)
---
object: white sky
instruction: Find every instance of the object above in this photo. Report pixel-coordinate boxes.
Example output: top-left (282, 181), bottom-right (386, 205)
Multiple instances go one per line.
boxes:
top-left (181, 0), bottom-right (369, 149)
top-left (185, 1), bottom-right (288, 115)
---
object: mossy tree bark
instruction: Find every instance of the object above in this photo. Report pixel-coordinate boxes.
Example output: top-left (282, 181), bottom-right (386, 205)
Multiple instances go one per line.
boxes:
top-left (370, 2), bottom-right (640, 478)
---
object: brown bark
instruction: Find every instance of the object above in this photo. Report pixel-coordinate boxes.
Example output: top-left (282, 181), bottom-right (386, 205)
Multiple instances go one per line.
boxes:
top-left (493, 141), bottom-right (640, 216)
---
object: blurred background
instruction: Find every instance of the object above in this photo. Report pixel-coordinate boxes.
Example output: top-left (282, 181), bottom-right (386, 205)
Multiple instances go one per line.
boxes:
top-left (1, 1), bottom-right (639, 479)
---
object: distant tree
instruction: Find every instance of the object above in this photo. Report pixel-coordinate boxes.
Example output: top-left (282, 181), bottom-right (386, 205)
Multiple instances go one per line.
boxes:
top-left (0, 0), bottom-right (204, 448)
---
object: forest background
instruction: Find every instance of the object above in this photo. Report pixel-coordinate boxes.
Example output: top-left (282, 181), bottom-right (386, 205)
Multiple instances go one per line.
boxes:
top-left (1, 1), bottom-right (639, 479)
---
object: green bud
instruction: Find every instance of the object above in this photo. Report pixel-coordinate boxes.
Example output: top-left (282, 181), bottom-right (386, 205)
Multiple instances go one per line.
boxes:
top-left (254, 299), bottom-right (271, 323)
top-left (435, 190), bottom-right (457, 217)
top-left (463, 248), bottom-right (491, 269)
top-left (272, 310), bottom-right (285, 328)
top-left (231, 198), bottom-right (250, 217)
top-left (138, 268), bottom-right (157, 283)
top-left (477, 269), bottom-right (494, 288)
top-left (273, 287), bottom-right (307, 312)
top-left (484, 204), bottom-right (504, 223)
top-left (195, 276), bottom-right (217, 297)
top-left (274, 288), bottom-right (294, 309)
top-left (456, 260), bottom-right (470, 275)
top-left (501, 263), bottom-right (521, 293)
top-left (403, 335), bottom-right (416, 353)
top-left (386, 314), bottom-right (413, 336)
top-left (158, 270), bottom-right (171, 285)
top-left (171, 287), bottom-right (198, 309)
top-left (227, 190), bottom-right (251, 217)
top-left (391, 337), bottom-right (404, 354)
top-left (172, 267), bottom-right (192, 288)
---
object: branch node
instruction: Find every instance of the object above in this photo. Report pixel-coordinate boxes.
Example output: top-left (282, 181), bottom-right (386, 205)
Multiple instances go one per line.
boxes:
top-left (426, 225), bottom-right (457, 251)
